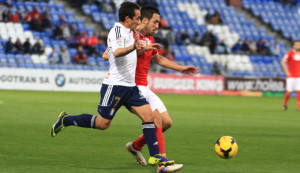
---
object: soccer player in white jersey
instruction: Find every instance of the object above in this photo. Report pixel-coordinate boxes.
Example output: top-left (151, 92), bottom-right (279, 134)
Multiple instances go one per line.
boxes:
top-left (51, 1), bottom-right (174, 166)
top-left (103, 5), bottom-right (198, 173)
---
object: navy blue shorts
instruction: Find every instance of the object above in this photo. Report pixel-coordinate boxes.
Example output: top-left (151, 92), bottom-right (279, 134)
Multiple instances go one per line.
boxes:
top-left (98, 84), bottom-right (149, 120)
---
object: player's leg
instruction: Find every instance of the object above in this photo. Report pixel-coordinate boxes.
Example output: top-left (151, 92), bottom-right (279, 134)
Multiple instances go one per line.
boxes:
top-left (51, 111), bottom-right (98, 137)
top-left (283, 78), bottom-right (293, 110)
top-left (131, 105), bottom-right (174, 166)
top-left (161, 111), bottom-right (172, 132)
top-left (128, 86), bottom-right (174, 166)
top-left (131, 87), bottom-right (166, 154)
top-left (51, 84), bottom-right (120, 137)
top-left (296, 78), bottom-right (300, 110)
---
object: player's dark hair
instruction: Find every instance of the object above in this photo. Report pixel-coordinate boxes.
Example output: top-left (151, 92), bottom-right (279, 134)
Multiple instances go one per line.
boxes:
top-left (293, 40), bottom-right (300, 46)
top-left (118, 1), bottom-right (140, 22)
top-left (140, 5), bottom-right (160, 20)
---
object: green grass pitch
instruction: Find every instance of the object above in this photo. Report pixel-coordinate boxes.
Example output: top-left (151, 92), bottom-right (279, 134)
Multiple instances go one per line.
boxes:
top-left (0, 90), bottom-right (300, 173)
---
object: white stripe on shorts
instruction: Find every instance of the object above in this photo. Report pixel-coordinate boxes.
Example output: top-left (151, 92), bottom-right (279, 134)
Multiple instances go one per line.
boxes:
top-left (102, 85), bottom-right (113, 106)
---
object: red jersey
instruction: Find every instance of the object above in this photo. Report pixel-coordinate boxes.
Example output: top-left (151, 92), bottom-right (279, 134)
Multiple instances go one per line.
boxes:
top-left (285, 50), bottom-right (300, 77)
top-left (135, 31), bottom-right (158, 86)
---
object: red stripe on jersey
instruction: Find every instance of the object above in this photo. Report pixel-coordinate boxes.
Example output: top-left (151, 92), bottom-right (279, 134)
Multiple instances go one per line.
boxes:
top-left (135, 31), bottom-right (158, 86)
top-left (286, 50), bottom-right (300, 77)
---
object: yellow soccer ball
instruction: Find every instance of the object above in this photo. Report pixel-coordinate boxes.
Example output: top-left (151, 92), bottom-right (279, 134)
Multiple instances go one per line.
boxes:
top-left (215, 136), bottom-right (238, 159)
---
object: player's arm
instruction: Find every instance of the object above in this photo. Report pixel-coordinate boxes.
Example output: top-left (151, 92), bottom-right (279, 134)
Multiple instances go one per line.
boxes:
top-left (152, 54), bottom-right (198, 75)
top-left (281, 54), bottom-right (290, 77)
top-left (113, 33), bottom-right (142, 57)
top-left (103, 48), bottom-right (108, 61)
top-left (137, 43), bottom-right (162, 56)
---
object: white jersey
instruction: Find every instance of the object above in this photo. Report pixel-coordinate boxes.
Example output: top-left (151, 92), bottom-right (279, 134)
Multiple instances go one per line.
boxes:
top-left (103, 23), bottom-right (137, 86)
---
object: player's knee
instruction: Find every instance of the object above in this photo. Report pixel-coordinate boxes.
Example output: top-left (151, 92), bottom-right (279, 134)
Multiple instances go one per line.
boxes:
top-left (95, 122), bottom-right (110, 130)
top-left (94, 115), bottom-right (111, 130)
top-left (163, 119), bottom-right (172, 131)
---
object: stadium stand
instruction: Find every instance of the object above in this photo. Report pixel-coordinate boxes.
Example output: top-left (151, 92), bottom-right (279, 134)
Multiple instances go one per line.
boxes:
top-left (0, 0), bottom-right (296, 78)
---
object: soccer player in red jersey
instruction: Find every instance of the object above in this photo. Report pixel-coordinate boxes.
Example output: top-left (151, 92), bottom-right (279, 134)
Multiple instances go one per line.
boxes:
top-left (281, 40), bottom-right (300, 110)
top-left (103, 5), bottom-right (198, 172)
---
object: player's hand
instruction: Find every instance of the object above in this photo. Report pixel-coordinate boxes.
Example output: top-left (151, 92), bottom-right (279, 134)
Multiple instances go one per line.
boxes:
top-left (144, 43), bottom-right (162, 51)
top-left (286, 72), bottom-right (291, 77)
top-left (179, 66), bottom-right (199, 75)
top-left (133, 33), bottom-right (143, 49)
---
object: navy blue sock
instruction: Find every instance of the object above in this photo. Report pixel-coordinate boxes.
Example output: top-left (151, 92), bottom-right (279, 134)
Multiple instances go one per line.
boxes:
top-left (142, 122), bottom-right (160, 156)
top-left (63, 114), bottom-right (96, 128)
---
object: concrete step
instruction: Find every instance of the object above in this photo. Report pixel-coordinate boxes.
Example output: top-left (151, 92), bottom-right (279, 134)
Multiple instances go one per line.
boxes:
top-left (54, 0), bottom-right (103, 34)
top-left (234, 7), bottom-right (291, 50)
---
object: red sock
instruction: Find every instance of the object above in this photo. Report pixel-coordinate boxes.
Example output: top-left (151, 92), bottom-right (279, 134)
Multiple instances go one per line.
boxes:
top-left (132, 134), bottom-right (146, 151)
top-left (297, 92), bottom-right (300, 108)
top-left (283, 92), bottom-right (291, 106)
top-left (156, 127), bottom-right (166, 155)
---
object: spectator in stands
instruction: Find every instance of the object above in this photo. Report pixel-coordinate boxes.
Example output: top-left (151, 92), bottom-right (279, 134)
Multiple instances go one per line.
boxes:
top-left (77, 31), bottom-right (88, 48)
top-left (0, 3), bottom-right (5, 21)
top-left (24, 9), bottom-right (32, 23)
top-left (41, 7), bottom-right (49, 20)
top-left (87, 33), bottom-right (99, 56)
top-left (100, 0), bottom-right (114, 13)
top-left (5, 37), bottom-right (14, 54)
top-left (62, 23), bottom-right (71, 39)
top-left (48, 47), bottom-right (60, 64)
top-left (60, 46), bottom-right (71, 64)
top-left (271, 41), bottom-right (281, 56)
top-left (32, 39), bottom-right (45, 55)
top-left (222, 61), bottom-right (229, 76)
top-left (30, 6), bottom-right (42, 22)
top-left (68, 33), bottom-right (78, 48)
top-left (164, 47), bottom-right (176, 62)
top-left (200, 30), bottom-right (217, 54)
top-left (205, 9), bottom-right (214, 23)
top-left (57, 15), bottom-right (66, 26)
top-left (69, 23), bottom-right (78, 36)
top-left (74, 46), bottom-right (88, 65)
top-left (17, 8), bottom-right (23, 22)
top-left (181, 29), bottom-right (191, 44)
top-left (248, 39), bottom-right (257, 54)
top-left (212, 61), bottom-right (221, 75)
top-left (5, 0), bottom-right (13, 8)
top-left (30, 15), bottom-right (42, 31)
top-left (7, 7), bottom-right (12, 19)
top-left (153, 28), bottom-right (168, 46)
top-left (2, 9), bottom-right (9, 22)
top-left (209, 11), bottom-right (223, 25)
top-left (191, 31), bottom-right (201, 45)
top-left (166, 28), bottom-right (175, 45)
top-left (175, 32), bottom-right (183, 45)
top-left (241, 39), bottom-right (250, 54)
top-left (14, 38), bottom-right (23, 54)
top-left (41, 14), bottom-right (52, 35)
top-left (262, 40), bottom-right (271, 55)
top-left (231, 39), bottom-right (242, 53)
top-left (98, 31), bottom-right (108, 45)
top-left (23, 38), bottom-right (32, 54)
top-left (159, 16), bottom-right (169, 29)
top-left (8, 10), bottom-right (20, 22)
top-left (53, 24), bottom-right (64, 40)
top-left (136, 0), bottom-right (147, 6)
top-left (109, 0), bottom-right (116, 13)
top-left (256, 39), bottom-right (264, 54)
top-left (215, 40), bottom-right (228, 54)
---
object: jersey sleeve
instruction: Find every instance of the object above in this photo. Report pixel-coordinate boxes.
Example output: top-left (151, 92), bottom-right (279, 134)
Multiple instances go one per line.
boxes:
top-left (108, 26), bottom-right (126, 52)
